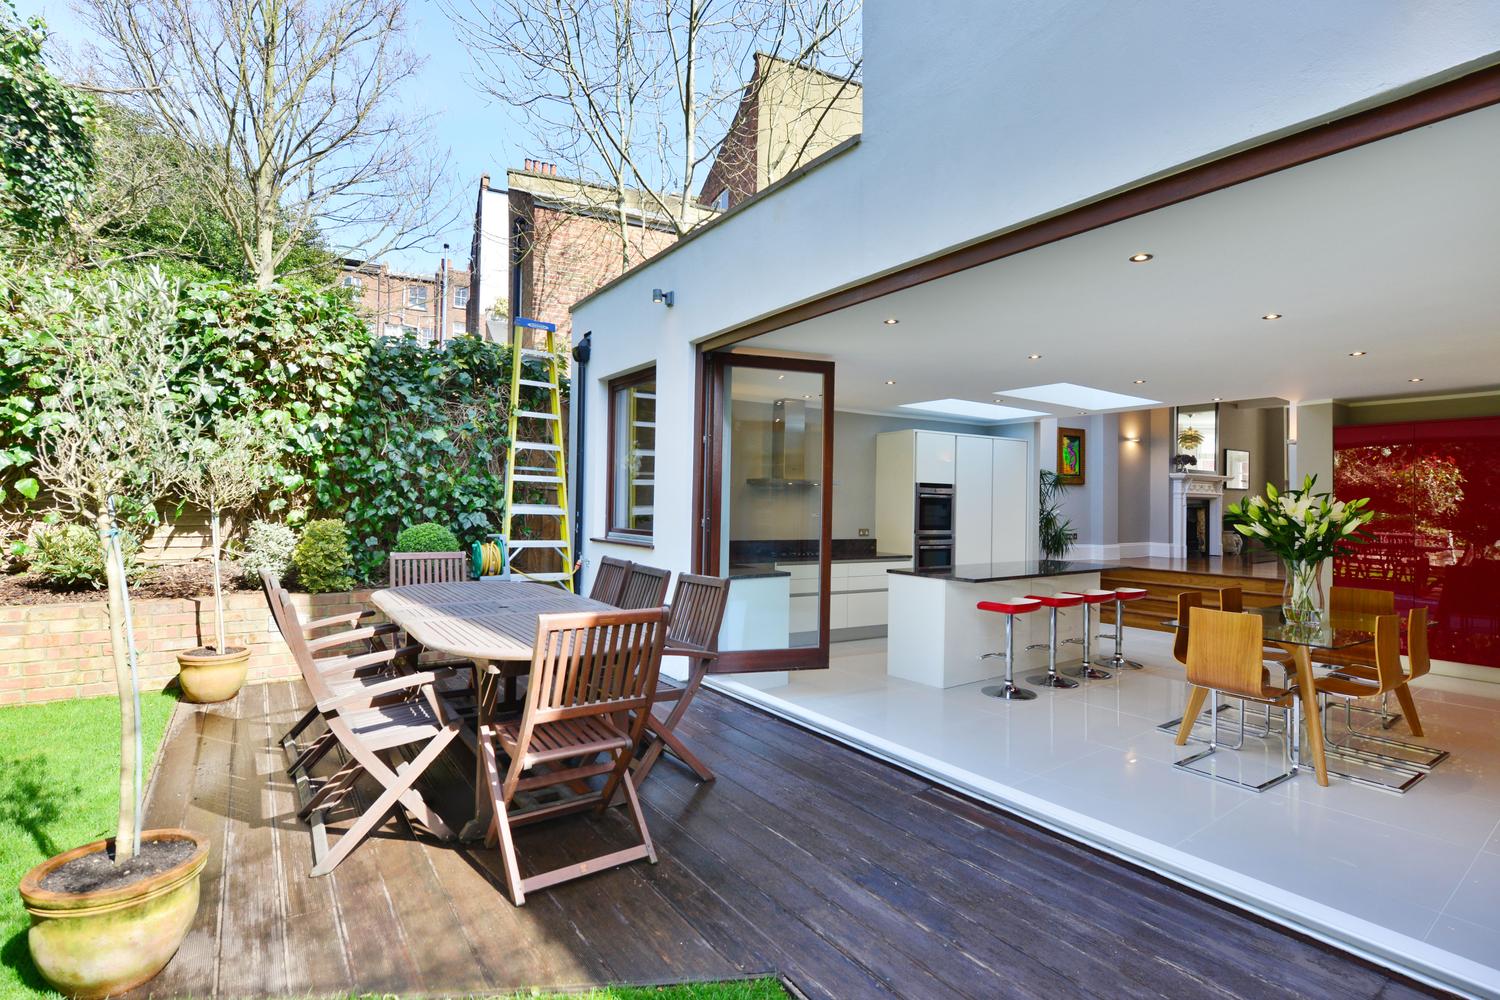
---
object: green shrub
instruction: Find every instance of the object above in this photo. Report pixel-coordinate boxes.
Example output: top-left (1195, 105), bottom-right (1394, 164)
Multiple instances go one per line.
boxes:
top-left (394, 521), bottom-right (460, 553)
top-left (238, 519), bottom-right (297, 586)
top-left (29, 523), bottom-right (139, 589)
top-left (292, 518), bottom-right (353, 593)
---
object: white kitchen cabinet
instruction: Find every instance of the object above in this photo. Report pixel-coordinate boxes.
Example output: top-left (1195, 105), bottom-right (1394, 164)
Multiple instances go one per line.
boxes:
top-left (915, 431), bottom-right (957, 485)
top-left (990, 438), bottom-right (1029, 563)
top-left (955, 435), bottom-right (993, 564)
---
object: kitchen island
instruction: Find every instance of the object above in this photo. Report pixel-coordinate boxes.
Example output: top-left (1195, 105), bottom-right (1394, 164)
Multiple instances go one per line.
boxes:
top-left (887, 560), bottom-right (1118, 687)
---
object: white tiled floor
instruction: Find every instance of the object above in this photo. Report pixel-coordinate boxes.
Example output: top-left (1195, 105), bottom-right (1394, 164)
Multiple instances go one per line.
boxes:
top-left (709, 631), bottom-right (1500, 998)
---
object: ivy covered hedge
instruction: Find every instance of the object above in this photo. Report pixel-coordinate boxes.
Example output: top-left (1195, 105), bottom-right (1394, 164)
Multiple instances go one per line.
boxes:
top-left (2, 263), bottom-right (558, 583)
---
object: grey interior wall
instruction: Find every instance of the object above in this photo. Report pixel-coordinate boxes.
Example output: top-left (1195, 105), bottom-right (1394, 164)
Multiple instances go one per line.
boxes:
top-left (1116, 409), bottom-right (1153, 544)
top-left (1220, 403), bottom-right (1288, 507)
top-left (1337, 390), bottom-right (1500, 426)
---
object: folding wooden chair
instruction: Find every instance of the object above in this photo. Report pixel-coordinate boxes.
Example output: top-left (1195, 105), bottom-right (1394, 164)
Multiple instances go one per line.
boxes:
top-left (261, 570), bottom-right (403, 757)
top-left (481, 607), bottom-right (668, 904)
top-left (274, 586), bottom-right (466, 876)
top-left (634, 573), bottom-right (730, 785)
top-left (617, 562), bottom-right (671, 610)
top-left (389, 551), bottom-right (470, 587)
top-left (589, 556), bottom-right (632, 605)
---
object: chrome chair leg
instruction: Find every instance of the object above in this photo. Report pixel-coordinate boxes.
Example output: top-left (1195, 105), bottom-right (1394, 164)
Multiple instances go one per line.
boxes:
top-left (1318, 696), bottom-right (1426, 793)
top-left (982, 614), bottom-right (1037, 701)
top-left (1027, 607), bottom-right (1078, 690)
top-left (1065, 601), bottom-right (1111, 680)
top-left (1097, 597), bottom-right (1143, 670)
top-left (1321, 696), bottom-right (1447, 772)
top-left (1174, 689), bottom-right (1297, 793)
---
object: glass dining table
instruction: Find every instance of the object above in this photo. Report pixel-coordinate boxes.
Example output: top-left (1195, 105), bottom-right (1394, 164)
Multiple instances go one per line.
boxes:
top-left (1162, 606), bottom-right (1395, 787)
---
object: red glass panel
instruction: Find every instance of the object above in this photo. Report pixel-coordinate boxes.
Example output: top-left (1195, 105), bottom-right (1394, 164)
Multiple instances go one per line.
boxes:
top-left (1335, 415), bottom-right (1500, 668)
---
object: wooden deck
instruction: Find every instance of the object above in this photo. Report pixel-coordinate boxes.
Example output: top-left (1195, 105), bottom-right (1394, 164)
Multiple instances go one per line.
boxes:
top-left (133, 680), bottom-right (1447, 999)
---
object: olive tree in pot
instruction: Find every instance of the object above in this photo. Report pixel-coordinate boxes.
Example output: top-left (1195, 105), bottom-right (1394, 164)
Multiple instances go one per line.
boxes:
top-left (16, 271), bottom-right (209, 999)
top-left (168, 418), bottom-right (273, 703)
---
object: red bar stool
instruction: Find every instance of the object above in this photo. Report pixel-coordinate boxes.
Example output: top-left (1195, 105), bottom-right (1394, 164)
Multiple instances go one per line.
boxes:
top-left (1099, 587), bottom-right (1149, 670)
top-left (1063, 590), bottom-right (1115, 681)
top-left (977, 598), bottom-right (1042, 701)
top-left (1024, 592), bottom-right (1083, 690)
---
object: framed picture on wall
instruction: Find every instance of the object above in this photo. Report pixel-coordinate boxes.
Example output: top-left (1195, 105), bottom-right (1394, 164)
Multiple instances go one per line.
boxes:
top-left (1224, 448), bottom-right (1251, 489)
top-left (1058, 427), bottom-right (1086, 486)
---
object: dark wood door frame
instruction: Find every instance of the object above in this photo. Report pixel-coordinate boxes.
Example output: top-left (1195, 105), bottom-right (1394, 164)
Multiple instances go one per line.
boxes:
top-left (695, 352), bottom-right (835, 673)
top-left (698, 62), bottom-right (1500, 353)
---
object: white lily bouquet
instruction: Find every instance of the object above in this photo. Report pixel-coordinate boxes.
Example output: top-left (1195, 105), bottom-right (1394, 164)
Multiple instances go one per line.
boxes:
top-left (1225, 475), bottom-right (1376, 625)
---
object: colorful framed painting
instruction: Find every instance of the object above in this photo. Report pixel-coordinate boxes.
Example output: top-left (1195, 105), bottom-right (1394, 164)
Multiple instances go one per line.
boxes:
top-left (1057, 427), bottom-right (1086, 486)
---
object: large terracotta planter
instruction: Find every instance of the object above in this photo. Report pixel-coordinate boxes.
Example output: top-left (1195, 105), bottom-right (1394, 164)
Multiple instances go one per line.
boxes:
top-left (175, 646), bottom-right (250, 703)
top-left (19, 829), bottom-right (209, 999)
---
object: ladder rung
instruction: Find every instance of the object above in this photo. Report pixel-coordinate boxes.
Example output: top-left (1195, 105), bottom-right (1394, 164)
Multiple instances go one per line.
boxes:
top-left (518, 379), bottom-right (556, 390)
top-left (519, 348), bottom-right (554, 359)
top-left (512, 474), bottom-right (562, 483)
top-left (510, 504), bottom-right (566, 516)
top-left (516, 410), bottom-right (558, 421)
top-left (513, 442), bottom-right (560, 452)
top-left (506, 539), bottom-right (568, 550)
top-left (519, 571), bottom-right (574, 582)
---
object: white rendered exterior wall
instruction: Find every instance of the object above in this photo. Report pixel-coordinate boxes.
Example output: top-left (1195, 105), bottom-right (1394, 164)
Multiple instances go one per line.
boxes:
top-left (571, 1), bottom-right (1500, 589)
top-left (474, 186), bottom-right (510, 327)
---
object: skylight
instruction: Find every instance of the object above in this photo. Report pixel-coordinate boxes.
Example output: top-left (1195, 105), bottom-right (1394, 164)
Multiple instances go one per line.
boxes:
top-left (992, 382), bottom-right (1162, 411)
top-left (899, 398), bottom-right (1048, 422)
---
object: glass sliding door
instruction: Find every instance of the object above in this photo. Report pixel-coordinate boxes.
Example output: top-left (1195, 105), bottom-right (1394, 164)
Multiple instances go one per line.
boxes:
top-left (698, 353), bottom-right (834, 672)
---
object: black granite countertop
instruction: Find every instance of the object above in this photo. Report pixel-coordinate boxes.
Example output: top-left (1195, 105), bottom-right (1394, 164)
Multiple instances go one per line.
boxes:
top-left (770, 552), bottom-right (912, 566)
top-left (727, 564), bottom-right (793, 580)
top-left (887, 560), bottom-right (1120, 583)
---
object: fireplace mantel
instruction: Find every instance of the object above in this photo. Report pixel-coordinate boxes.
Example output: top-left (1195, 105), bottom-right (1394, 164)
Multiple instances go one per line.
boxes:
top-left (1169, 472), bottom-right (1229, 557)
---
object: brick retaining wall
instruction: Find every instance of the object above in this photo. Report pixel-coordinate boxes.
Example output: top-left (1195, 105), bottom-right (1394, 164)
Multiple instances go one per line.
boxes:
top-left (0, 589), bottom-right (376, 706)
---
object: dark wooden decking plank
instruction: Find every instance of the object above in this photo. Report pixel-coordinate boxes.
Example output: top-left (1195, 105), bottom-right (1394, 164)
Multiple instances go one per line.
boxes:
top-left (213, 683), bottom-right (291, 997)
top-left (134, 704), bottom-right (235, 998)
top-left (688, 691), bottom-right (1448, 1000)
top-left (265, 680), bottom-right (355, 997)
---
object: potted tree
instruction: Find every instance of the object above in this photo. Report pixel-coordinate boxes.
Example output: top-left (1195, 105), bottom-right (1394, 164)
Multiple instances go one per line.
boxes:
top-left (169, 417), bottom-right (273, 702)
top-left (16, 271), bottom-right (209, 998)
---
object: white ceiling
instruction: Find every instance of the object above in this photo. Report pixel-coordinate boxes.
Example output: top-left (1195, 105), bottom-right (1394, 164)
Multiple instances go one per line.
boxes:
top-left (747, 103), bottom-right (1500, 421)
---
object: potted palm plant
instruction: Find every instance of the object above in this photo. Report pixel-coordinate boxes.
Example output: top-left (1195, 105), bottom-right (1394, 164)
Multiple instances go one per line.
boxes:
top-left (169, 417), bottom-right (273, 702)
top-left (16, 271), bottom-right (209, 999)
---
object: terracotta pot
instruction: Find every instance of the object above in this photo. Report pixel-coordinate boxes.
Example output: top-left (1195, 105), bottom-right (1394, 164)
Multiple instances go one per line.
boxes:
top-left (19, 829), bottom-right (209, 999)
top-left (175, 646), bottom-right (250, 703)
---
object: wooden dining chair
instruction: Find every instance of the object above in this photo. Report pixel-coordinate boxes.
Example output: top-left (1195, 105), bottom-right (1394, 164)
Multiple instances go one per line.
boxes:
top-left (274, 586), bottom-right (465, 876)
top-left (589, 556), bottom-right (633, 605)
top-left (617, 562), bottom-right (672, 610)
top-left (1320, 585), bottom-right (1402, 727)
top-left (389, 550), bottom-right (470, 587)
top-left (1218, 585), bottom-right (1296, 674)
top-left (633, 573), bottom-right (731, 785)
top-left (1316, 608), bottom-right (1446, 780)
top-left (481, 607), bottom-right (668, 905)
top-left (1174, 607), bottom-right (1298, 793)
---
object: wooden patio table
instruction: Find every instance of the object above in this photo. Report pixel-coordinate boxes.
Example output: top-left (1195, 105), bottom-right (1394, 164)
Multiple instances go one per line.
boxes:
top-left (369, 580), bottom-right (618, 839)
top-left (1164, 605), bottom-right (1408, 788)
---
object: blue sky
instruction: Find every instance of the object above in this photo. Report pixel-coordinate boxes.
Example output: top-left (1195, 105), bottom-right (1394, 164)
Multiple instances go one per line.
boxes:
top-left (23, 1), bottom-right (524, 272)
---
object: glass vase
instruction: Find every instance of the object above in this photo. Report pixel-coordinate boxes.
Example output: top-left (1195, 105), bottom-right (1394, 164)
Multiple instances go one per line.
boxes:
top-left (1282, 558), bottom-right (1326, 627)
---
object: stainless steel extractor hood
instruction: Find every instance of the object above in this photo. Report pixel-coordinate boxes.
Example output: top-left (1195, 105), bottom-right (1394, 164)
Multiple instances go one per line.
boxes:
top-left (747, 398), bottom-right (817, 488)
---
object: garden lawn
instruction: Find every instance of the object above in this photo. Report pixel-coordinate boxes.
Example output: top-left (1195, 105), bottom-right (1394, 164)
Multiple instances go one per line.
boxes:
top-left (0, 691), bottom-right (179, 999)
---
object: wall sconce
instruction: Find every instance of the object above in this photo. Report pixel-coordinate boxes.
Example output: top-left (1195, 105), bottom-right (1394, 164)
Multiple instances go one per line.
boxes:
top-left (652, 288), bottom-right (674, 307)
top-left (1122, 435), bottom-right (1141, 445)
top-left (1287, 403), bottom-right (1299, 445)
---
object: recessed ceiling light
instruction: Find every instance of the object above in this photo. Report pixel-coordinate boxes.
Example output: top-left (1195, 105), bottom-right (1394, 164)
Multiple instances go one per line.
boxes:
top-left (992, 382), bottom-right (1162, 411)
top-left (776, 374), bottom-right (785, 380)
top-left (1409, 377), bottom-right (1424, 383)
top-left (1128, 252), bottom-right (1153, 263)
top-left (886, 379), bottom-right (897, 385)
top-left (1262, 313), bottom-right (1283, 321)
top-left (1075, 411), bottom-right (1088, 416)
top-left (1132, 379), bottom-right (1147, 385)
top-left (802, 394), bottom-right (811, 399)
top-left (900, 398), bottom-right (1048, 422)
top-left (1027, 353), bottom-right (1042, 360)
top-left (883, 318), bottom-right (900, 325)
top-left (1349, 351), bottom-right (1366, 357)
top-left (1212, 397), bottom-right (1222, 402)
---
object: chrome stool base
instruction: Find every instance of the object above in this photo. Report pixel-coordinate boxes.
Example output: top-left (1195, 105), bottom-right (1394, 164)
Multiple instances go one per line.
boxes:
top-left (982, 682), bottom-right (1037, 701)
top-left (1098, 650), bottom-right (1144, 670)
top-left (1027, 671), bottom-right (1079, 690)
top-left (1064, 664), bottom-right (1113, 680)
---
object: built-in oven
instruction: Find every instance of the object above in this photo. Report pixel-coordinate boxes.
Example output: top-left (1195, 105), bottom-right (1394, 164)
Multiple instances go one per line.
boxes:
top-left (915, 537), bottom-right (955, 573)
top-left (915, 483), bottom-right (955, 537)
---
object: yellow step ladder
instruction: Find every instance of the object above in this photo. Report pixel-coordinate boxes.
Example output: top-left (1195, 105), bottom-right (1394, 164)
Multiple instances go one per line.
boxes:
top-left (502, 317), bottom-right (574, 589)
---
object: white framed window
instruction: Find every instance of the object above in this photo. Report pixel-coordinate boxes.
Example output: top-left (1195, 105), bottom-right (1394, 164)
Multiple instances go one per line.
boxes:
top-left (400, 324), bottom-right (419, 338)
top-left (608, 369), bottom-right (657, 536)
top-left (406, 285), bottom-right (429, 309)
top-left (713, 188), bottom-right (730, 211)
top-left (342, 274), bottom-right (362, 289)
top-left (453, 285), bottom-right (469, 308)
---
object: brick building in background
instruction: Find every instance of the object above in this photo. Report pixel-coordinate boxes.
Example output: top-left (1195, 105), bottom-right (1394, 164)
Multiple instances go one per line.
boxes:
top-left (340, 258), bottom-right (472, 344)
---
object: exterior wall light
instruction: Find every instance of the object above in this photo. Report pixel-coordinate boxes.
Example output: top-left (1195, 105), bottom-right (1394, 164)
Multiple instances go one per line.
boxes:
top-left (652, 288), bottom-right (675, 307)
